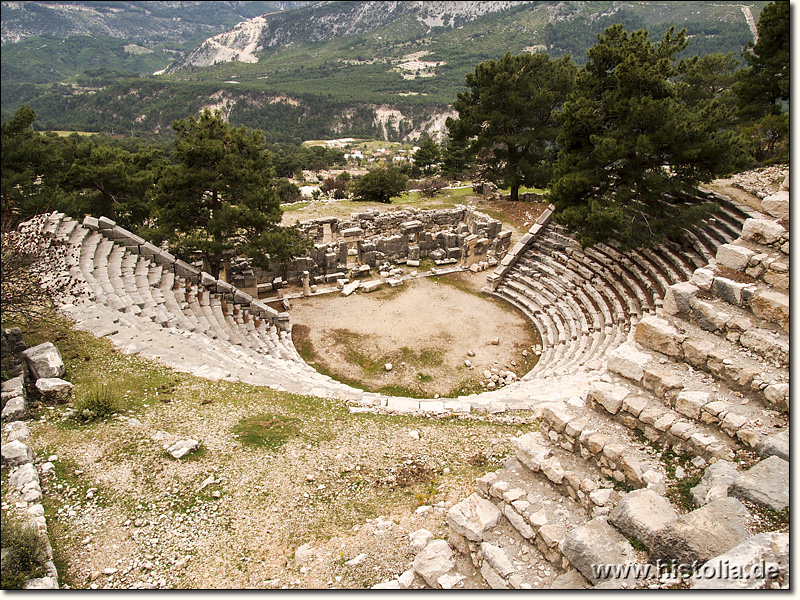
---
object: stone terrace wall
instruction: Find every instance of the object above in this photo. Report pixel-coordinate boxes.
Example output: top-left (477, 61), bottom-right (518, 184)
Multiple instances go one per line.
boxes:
top-left (257, 205), bottom-right (513, 285)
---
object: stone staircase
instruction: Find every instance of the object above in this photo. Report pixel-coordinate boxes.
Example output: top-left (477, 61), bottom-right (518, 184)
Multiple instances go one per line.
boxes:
top-left (402, 188), bottom-right (789, 590)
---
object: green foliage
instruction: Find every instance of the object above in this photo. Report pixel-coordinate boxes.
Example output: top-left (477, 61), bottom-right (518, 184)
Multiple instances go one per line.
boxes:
top-left (351, 167), bottom-right (408, 204)
top-left (0, 511), bottom-right (48, 589)
top-left (447, 52), bottom-right (576, 201)
top-left (551, 25), bottom-right (746, 249)
top-left (73, 383), bottom-right (123, 419)
top-left (154, 109), bottom-right (308, 277)
top-left (233, 413), bottom-right (303, 450)
top-left (735, 1), bottom-right (789, 121)
top-left (412, 138), bottom-right (441, 175)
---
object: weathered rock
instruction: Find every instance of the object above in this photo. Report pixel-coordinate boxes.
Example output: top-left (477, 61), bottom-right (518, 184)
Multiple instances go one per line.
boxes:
top-left (589, 382), bottom-right (629, 415)
top-left (741, 218), bottom-right (786, 245)
top-left (1, 395), bottom-right (26, 421)
top-left (24, 577), bottom-right (59, 589)
top-left (1, 440), bottom-right (34, 467)
top-left (716, 244), bottom-right (755, 272)
top-left (166, 439), bottom-right (200, 459)
top-left (3, 420), bottom-right (30, 442)
top-left (9, 462), bottom-right (38, 490)
top-left (711, 277), bottom-right (749, 306)
top-left (294, 543), bottom-right (314, 563)
top-left (560, 517), bottom-right (637, 585)
top-left (674, 391), bottom-right (711, 421)
top-left (480, 542), bottom-right (515, 578)
top-left (34, 377), bottom-right (74, 403)
top-left (662, 282), bottom-right (699, 315)
top-left (761, 190), bottom-right (789, 220)
top-left (446, 493), bottom-right (503, 542)
top-left (549, 569), bottom-right (590, 589)
top-left (22, 342), bottom-right (65, 379)
top-left (607, 342), bottom-right (650, 382)
top-left (634, 316), bottom-right (685, 358)
top-left (690, 460), bottom-right (739, 507)
top-left (609, 488), bottom-right (678, 548)
top-left (412, 539), bottom-right (455, 588)
top-left (760, 429), bottom-right (789, 461)
top-left (409, 529), bottom-right (434, 550)
top-left (730, 456), bottom-right (789, 511)
top-left (691, 532), bottom-right (789, 589)
top-left (512, 432), bottom-right (552, 472)
top-left (750, 290), bottom-right (789, 330)
top-left (650, 497), bottom-right (750, 565)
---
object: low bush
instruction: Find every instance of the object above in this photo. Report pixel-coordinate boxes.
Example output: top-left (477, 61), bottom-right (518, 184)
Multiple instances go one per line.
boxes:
top-left (73, 383), bottom-right (121, 419)
top-left (0, 511), bottom-right (47, 589)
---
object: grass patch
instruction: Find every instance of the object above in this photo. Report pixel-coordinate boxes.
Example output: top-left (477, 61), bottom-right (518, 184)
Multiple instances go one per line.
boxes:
top-left (281, 201), bottom-right (312, 212)
top-left (666, 472), bottom-right (703, 512)
top-left (73, 382), bottom-right (123, 419)
top-left (234, 413), bottom-right (304, 450)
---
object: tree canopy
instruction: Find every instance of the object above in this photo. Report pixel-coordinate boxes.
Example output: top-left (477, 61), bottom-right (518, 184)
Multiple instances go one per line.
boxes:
top-left (735, 0), bottom-right (789, 120)
top-left (154, 109), bottom-right (308, 278)
top-left (350, 167), bottom-right (408, 204)
top-left (446, 52), bottom-right (577, 201)
top-left (549, 25), bottom-right (746, 249)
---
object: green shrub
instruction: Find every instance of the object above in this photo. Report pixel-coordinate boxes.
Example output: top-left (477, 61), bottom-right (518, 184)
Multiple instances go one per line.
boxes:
top-left (0, 511), bottom-right (47, 589)
top-left (73, 383), bottom-right (121, 419)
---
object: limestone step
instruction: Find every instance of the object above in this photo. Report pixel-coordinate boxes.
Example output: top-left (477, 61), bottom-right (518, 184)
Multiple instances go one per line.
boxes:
top-left (640, 313), bottom-right (789, 413)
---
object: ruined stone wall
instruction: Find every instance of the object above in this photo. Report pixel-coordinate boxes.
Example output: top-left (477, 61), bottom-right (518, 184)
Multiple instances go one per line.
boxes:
top-left (246, 205), bottom-right (513, 288)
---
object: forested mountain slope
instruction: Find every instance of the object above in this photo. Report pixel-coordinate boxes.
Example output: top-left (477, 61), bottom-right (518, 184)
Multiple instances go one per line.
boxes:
top-left (1, 1), bottom-right (768, 142)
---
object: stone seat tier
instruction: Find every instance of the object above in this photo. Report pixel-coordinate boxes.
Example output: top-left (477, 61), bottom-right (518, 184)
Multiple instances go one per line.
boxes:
top-left (587, 375), bottom-right (743, 462)
top-left (668, 280), bottom-right (788, 368)
top-left (495, 287), bottom-right (560, 373)
top-left (635, 314), bottom-right (789, 412)
top-left (578, 246), bottom-right (651, 316)
top-left (536, 401), bottom-right (667, 495)
top-left (505, 270), bottom-right (600, 373)
top-left (468, 455), bottom-right (593, 585)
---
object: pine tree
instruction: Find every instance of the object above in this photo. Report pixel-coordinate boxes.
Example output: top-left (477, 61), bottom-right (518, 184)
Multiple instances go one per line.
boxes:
top-left (550, 25), bottom-right (745, 249)
top-left (154, 109), bottom-right (308, 278)
top-left (447, 52), bottom-right (576, 201)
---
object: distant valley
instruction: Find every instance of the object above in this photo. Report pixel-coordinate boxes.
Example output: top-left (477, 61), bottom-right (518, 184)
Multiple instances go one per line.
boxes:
top-left (1, 1), bottom-right (768, 142)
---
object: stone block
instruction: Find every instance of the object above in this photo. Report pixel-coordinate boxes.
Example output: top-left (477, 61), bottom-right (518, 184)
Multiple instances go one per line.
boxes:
top-left (413, 539), bottom-right (455, 588)
top-left (609, 488), bottom-right (678, 548)
top-left (34, 378), bottom-right (73, 403)
top-left (712, 277), bottom-right (749, 306)
top-left (691, 532), bottom-right (788, 589)
top-left (446, 493), bottom-right (503, 542)
top-left (1, 440), bottom-right (34, 467)
top-left (682, 337), bottom-right (715, 368)
top-left (650, 497), bottom-right (750, 565)
top-left (716, 244), bottom-right (755, 271)
top-left (561, 518), bottom-right (637, 584)
top-left (513, 432), bottom-right (552, 472)
top-left (759, 429), bottom-right (789, 461)
top-left (750, 290), bottom-right (789, 330)
top-left (730, 456), bottom-right (789, 511)
top-left (761, 190), bottom-right (789, 220)
top-left (607, 342), bottom-right (650, 382)
top-left (22, 342), bottom-right (65, 380)
top-left (634, 316), bottom-right (685, 358)
top-left (691, 267), bottom-right (715, 291)
top-left (663, 282), bottom-right (699, 315)
top-left (541, 404), bottom-right (572, 433)
top-left (690, 459), bottom-right (739, 507)
top-left (741, 218), bottom-right (786, 245)
top-left (589, 382), bottom-right (629, 415)
top-left (621, 395), bottom-right (649, 418)
top-left (674, 391), bottom-right (711, 421)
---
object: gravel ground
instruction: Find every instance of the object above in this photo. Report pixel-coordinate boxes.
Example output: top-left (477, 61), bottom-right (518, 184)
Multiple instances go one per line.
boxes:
top-left (11, 367), bottom-right (539, 590)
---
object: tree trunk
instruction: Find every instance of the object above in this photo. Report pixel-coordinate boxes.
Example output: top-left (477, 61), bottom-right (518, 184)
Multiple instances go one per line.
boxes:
top-left (510, 184), bottom-right (520, 202)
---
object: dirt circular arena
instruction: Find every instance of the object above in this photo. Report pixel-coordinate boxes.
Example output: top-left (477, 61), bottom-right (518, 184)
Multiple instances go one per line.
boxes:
top-left (290, 271), bottom-right (542, 397)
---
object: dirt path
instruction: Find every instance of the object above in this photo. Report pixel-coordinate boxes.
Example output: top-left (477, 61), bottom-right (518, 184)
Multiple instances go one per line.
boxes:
top-left (290, 272), bottom-right (541, 397)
